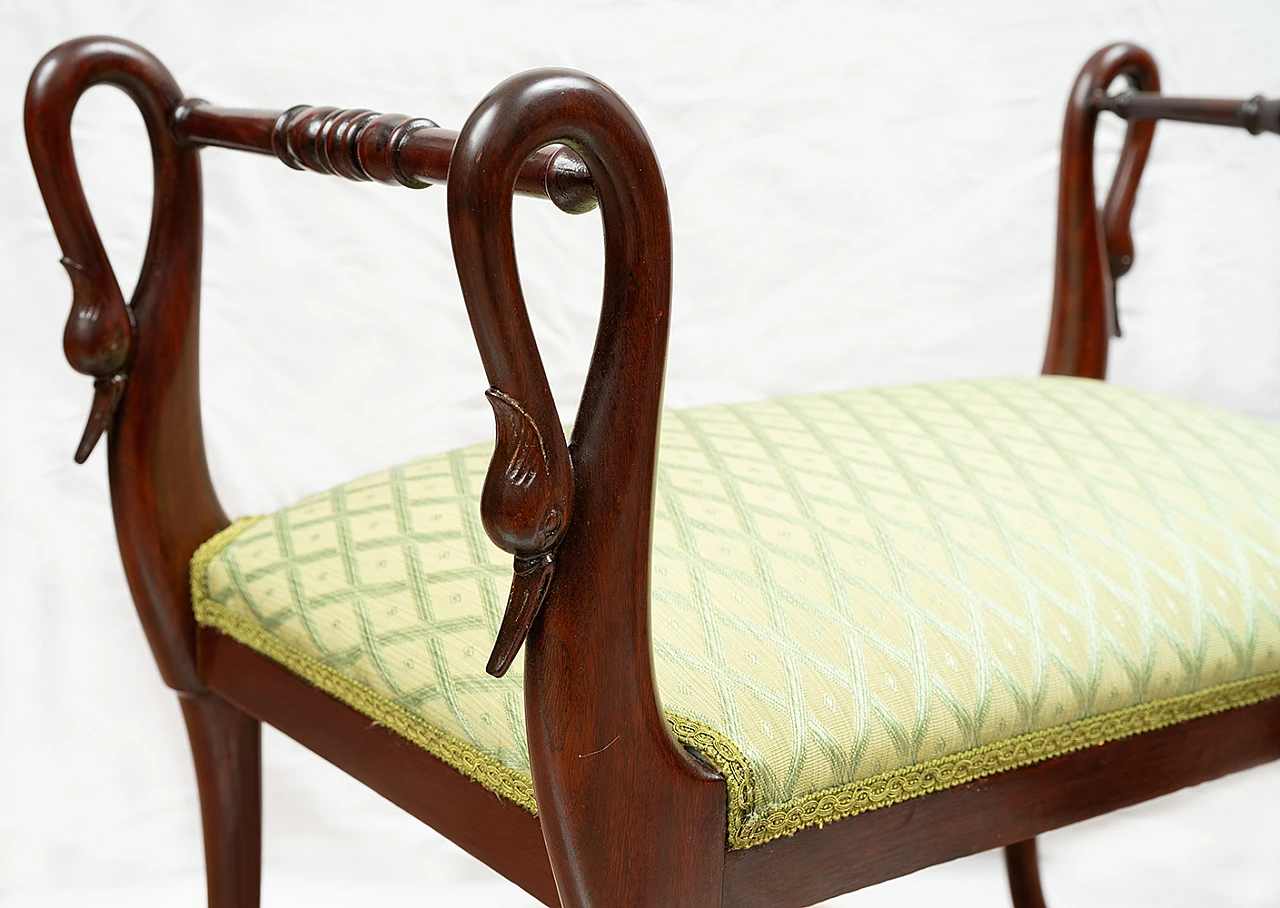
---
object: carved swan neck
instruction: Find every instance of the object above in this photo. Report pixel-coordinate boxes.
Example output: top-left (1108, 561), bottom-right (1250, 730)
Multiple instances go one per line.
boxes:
top-left (27, 36), bottom-right (223, 694)
top-left (1046, 42), bottom-right (1159, 378)
top-left (448, 67), bottom-right (671, 476)
top-left (448, 71), bottom-right (721, 908)
top-left (448, 70), bottom-right (672, 677)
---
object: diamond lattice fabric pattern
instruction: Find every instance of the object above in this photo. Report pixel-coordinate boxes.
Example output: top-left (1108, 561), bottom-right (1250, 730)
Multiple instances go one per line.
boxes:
top-left (194, 377), bottom-right (1280, 848)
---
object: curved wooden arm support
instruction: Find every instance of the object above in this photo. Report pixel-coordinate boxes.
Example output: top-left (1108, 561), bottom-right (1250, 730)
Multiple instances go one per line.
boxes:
top-left (174, 102), bottom-right (599, 214)
top-left (447, 70), bottom-right (727, 907)
top-left (1044, 42), bottom-right (1160, 378)
top-left (1045, 44), bottom-right (1280, 380)
top-left (26, 36), bottom-right (225, 694)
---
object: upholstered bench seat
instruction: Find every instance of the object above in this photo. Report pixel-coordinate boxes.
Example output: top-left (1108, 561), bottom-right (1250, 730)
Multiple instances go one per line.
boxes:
top-left (192, 376), bottom-right (1280, 849)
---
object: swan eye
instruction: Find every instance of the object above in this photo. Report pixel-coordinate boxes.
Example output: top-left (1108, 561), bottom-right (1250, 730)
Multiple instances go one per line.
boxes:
top-left (544, 508), bottom-right (562, 540)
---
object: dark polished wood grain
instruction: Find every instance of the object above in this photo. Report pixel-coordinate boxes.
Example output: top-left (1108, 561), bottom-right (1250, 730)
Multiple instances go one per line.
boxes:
top-left (198, 626), bottom-right (561, 906)
top-left (447, 69), bottom-right (727, 908)
top-left (174, 103), bottom-right (599, 213)
top-left (1005, 839), bottom-right (1048, 908)
top-left (1043, 49), bottom-right (1280, 379)
top-left (26, 36), bottom-right (228, 694)
top-left (26, 36), bottom-right (258, 905)
top-left (477, 381), bottom-right (575, 678)
top-left (1043, 43), bottom-right (1159, 378)
top-left (180, 693), bottom-right (262, 908)
top-left (1096, 89), bottom-right (1280, 134)
top-left (27, 35), bottom-right (1280, 908)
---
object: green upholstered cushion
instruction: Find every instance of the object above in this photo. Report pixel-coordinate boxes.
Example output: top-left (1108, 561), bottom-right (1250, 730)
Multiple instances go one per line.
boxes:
top-left (193, 377), bottom-right (1280, 848)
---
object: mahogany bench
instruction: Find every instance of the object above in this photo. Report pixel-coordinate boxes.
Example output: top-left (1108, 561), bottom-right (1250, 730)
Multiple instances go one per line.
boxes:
top-left (25, 36), bottom-right (1280, 908)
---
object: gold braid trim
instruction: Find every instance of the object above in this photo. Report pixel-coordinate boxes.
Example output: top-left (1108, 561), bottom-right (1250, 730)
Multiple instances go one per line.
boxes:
top-left (190, 523), bottom-right (750, 819)
top-left (190, 519), bottom-right (540, 813)
top-left (731, 669), bottom-right (1280, 849)
top-left (192, 519), bottom-right (1280, 851)
top-left (665, 714), bottom-right (755, 839)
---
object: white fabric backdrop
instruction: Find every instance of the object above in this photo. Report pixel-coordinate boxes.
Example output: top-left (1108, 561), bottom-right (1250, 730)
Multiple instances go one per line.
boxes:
top-left (4, 1), bottom-right (1280, 905)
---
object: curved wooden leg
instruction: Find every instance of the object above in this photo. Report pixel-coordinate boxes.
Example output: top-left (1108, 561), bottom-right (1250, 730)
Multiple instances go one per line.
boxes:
top-left (1005, 838), bottom-right (1048, 908)
top-left (180, 693), bottom-right (262, 908)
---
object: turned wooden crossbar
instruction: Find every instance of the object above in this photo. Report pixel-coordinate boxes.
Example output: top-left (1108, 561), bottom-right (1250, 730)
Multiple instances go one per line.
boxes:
top-left (1093, 89), bottom-right (1280, 134)
top-left (172, 92), bottom-right (1277, 218)
top-left (174, 102), bottom-right (599, 214)
top-left (26, 34), bottom-right (1280, 908)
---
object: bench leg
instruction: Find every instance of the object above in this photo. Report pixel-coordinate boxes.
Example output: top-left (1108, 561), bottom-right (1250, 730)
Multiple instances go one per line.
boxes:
top-left (180, 693), bottom-right (262, 908)
top-left (1005, 838), bottom-right (1048, 908)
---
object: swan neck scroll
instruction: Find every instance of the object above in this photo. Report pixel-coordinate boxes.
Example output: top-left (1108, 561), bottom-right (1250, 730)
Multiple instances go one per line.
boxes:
top-left (27, 36), bottom-right (220, 694)
top-left (1045, 42), bottom-right (1160, 378)
top-left (25, 38), bottom-right (182, 462)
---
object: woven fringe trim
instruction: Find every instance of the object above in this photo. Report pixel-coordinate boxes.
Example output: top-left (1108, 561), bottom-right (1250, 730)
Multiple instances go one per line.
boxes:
top-left (191, 519), bottom-right (1280, 851)
top-left (190, 518), bottom-right (540, 813)
top-left (731, 669), bottom-right (1280, 849)
top-left (666, 714), bottom-right (755, 838)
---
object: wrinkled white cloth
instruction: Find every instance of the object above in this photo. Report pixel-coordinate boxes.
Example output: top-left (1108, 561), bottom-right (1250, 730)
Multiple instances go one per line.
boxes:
top-left (4, 1), bottom-right (1280, 904)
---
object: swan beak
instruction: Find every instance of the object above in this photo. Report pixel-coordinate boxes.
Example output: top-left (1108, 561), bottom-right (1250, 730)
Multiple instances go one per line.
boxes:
top-left (74, 374), bottom-right (127, 464)
top-left (486, 553), bottom-right (556, 677)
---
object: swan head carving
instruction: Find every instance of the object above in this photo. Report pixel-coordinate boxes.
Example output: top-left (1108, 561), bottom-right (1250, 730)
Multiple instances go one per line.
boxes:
top-left (480, 387), bottom-right (573, 555)
top-left (60, 256), bottom-right (135, 463)
top-left (480, 387), bottom-right (575, 677)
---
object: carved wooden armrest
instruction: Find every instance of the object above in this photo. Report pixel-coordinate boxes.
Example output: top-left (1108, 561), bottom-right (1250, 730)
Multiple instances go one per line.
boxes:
top-left (28, 45), bottom-right (720, 903)
top-left (445, 70), bottom-right (728, 905)
top-left (29, 39), bottom-right (598, 469)
top-left (28, 37), bottom-right (1280, 908)
top-left (1045, 42), bottom-right (1279, 379)
top-left (24, 36), bottom-right (599, 691)
top-left (26, 38), bottom-right (222, 694)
